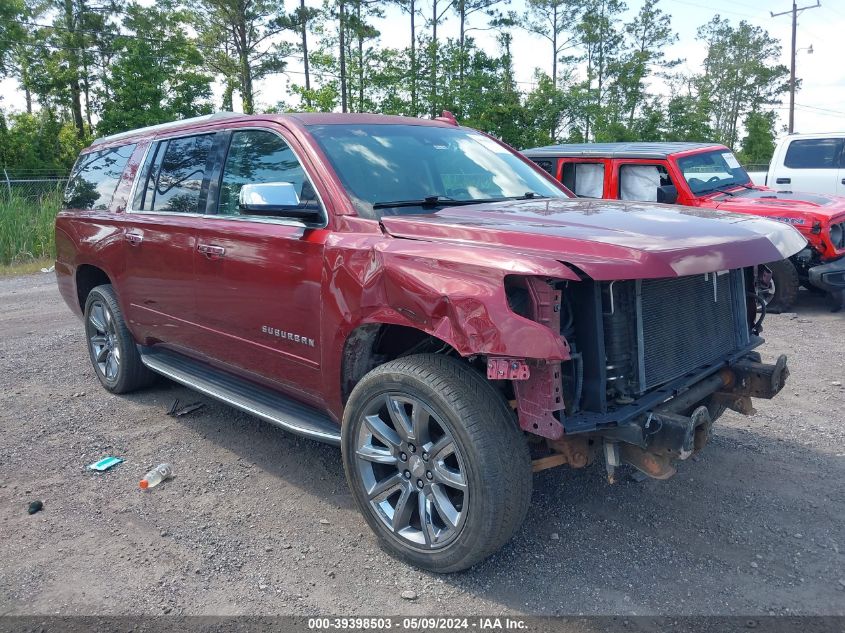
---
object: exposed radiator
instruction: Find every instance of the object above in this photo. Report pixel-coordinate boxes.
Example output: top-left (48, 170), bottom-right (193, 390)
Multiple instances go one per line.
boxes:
top-left (601, 270), bottom-right (749, 398)
top-left (639, 271), bottom-right (747, 391)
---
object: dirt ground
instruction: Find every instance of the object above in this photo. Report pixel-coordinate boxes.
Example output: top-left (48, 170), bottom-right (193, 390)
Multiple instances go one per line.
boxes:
top-left (0, 272), bottom-right (843, 617)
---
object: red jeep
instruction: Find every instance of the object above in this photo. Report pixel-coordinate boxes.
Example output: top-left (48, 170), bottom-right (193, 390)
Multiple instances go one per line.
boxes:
top-left (56, 114), bottom-right (802, 572)
top-left (523, 142), bottom-right (845, 311)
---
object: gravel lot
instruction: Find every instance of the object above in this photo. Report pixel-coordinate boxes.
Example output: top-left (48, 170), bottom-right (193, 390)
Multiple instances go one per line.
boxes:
top-left (0, 272), bottom-right (843, 616)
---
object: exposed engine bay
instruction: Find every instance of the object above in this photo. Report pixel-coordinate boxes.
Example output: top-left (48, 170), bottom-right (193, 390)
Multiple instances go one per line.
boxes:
top-left (495, 267), bottom-right (789, 481)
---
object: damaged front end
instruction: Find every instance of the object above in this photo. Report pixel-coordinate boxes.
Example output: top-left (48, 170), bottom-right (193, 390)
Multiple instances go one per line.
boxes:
top-left (488, 268), bottom-right (789, 482)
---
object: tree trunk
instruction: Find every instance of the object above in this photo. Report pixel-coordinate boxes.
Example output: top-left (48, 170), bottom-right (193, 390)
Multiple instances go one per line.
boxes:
top-left (551, 5), bottom-right (557, 89)
top-left (19, 52), bottom-right (32, 114)
top-left (237, 7), bottom-right (254, 114)
top-left (597, 4), bottom-right (605, 130)
top-left (431, 0), bottom-right (437, 117)
top-left (222, 82), bottom-right (234, 111)
top-left (239, 45), bottom-right (253, 112)
top-left (301, 0), bottom-right (311, 106)
top-left (458, 0), bottom-right (465, 109)
top-left (339, 0), bottom-right (347, 113)
top-left (63, 0), bottom-right (85, 138)
top-left (410, 0), bottom-right (416, 116)
top-left (357, 2), bottom-right (363, 112)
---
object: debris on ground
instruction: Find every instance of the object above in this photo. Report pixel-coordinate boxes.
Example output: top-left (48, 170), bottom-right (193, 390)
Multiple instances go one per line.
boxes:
top-left (139, 463), bottom-right (174, 490)
top-left (87, 456), bottom-right (124, 471)
top-left (167, 399), bottom-right (204, 417)
top-left (27, 500), bottom-right (43, 515)
top-left (400, 590), bottom-right (418, 600)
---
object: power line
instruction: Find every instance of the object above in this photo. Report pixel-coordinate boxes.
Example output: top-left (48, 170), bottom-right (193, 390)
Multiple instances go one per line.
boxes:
top-left (663, 0), bottom-right (759, 19)
top-left (794, 102), bottom-right (845, 116)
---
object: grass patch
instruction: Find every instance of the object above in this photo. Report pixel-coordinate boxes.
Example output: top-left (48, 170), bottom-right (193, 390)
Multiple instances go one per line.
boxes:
top-left (0, 257), bottom-right (54, 276)
top-left (0, 189), bottom-right (62, 266)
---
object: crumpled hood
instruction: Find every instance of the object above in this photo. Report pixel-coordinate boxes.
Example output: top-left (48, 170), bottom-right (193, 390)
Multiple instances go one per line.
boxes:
top-left (380, 198), bottom-right (807, 281)
top-left (712, 188), bottom-right (845, 224)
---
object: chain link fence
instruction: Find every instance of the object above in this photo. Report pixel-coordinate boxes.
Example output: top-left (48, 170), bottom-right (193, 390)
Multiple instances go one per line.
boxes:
top-left (742, 163), bottom-right (770, 173)
top-left (2, 168), bottom-right (69, 201)
top-left (1, 168), bottom-right (68, 266)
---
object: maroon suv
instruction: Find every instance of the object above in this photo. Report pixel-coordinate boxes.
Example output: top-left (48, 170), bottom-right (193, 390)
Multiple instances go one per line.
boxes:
top-left (56, 112), bottom-right (803, 572)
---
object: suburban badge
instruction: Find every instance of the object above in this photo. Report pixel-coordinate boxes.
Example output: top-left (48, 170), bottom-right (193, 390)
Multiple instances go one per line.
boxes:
top-left (261, 325), bottom-right (315, 348)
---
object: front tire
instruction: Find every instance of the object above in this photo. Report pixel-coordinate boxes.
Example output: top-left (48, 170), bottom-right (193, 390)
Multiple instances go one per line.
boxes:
top-left (758, 259), bottom-right (800, 313)
top-left (83, 284), bottom-right (154, 394)
top-left (342, 354), bottom-right (532, 573)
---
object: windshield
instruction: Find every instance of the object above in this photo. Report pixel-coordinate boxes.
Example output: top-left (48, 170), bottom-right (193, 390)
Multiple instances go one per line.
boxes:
top-left (677, 149), bottom-right (751, 195)
top-left (307, 123), bottom-right (568, 218)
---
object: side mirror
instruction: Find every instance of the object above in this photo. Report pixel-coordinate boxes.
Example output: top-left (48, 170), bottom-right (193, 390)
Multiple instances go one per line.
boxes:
top-left (657, 184), bottom-right (678, 205)
top-left (238, 182), bottom-right (320, 221)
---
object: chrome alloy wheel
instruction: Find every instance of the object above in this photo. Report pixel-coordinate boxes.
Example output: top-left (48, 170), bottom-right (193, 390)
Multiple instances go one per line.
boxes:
top-left (354, 394), bottom-right (469, 550)
top-left (86, 300), bottom-right (121, 382)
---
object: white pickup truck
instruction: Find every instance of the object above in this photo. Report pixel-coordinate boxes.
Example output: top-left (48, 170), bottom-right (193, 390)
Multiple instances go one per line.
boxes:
top-left (759, 133), bottom-right (845, 194)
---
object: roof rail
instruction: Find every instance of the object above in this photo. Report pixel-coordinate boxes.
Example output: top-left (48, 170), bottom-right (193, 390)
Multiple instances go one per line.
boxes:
top-left (90, 112), bottom-right (245, 146)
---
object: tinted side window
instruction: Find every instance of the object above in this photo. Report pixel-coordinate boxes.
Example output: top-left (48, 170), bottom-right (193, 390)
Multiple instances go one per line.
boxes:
top-left (64, 144), bottom-right (136, 210)
top-left (784, 138), bottom-right (844, 169)
top-left (134, 134), bottom-right (214, 213)
top-left (218, 130), bottom-right (319, 216)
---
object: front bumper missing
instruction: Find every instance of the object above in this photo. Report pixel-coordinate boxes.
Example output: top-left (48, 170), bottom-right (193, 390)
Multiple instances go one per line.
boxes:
top-left (808, 256), bottom-right (845, 292)
top-left (612, 354), bottom-right (789, 480)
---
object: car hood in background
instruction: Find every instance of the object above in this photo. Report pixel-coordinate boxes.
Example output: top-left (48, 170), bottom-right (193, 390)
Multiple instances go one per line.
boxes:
top-left (712, 188), bottom-right (845, 224)
top-left (380, 198), bottom-right (807, 281)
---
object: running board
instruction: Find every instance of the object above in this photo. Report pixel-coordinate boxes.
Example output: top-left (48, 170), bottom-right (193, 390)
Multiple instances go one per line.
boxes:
top-left (139, 348), bottom-right (341, 446)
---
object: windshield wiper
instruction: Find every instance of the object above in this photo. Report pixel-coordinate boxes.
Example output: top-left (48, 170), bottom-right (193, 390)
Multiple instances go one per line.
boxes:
top-left (372, 195), bottom-right (508, 209)
top-left (712, 185), bottom-right (737, 196)
top-left (512, 191), bottom-right (548, 200)
top-left (712, 182), bottom-right (755, 196)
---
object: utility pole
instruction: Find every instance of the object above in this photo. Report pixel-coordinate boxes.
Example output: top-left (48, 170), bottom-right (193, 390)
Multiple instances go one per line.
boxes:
top-left (771, 1), bottom-right (820, 134)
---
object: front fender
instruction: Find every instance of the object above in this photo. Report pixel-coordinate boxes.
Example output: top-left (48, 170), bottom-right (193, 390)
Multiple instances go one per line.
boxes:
top-left (321, 233), bottom-right (574, 417)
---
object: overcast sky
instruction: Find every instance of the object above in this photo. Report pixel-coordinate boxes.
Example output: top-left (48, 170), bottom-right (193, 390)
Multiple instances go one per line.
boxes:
top-left (2, 0), bottom-right (843, 140)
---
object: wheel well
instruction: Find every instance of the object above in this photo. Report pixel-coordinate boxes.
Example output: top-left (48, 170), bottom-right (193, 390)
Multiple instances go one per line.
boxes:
top-left (341, 324), bottom-right (459, 404)
top-left (76, 265), bottom-right (111, 310)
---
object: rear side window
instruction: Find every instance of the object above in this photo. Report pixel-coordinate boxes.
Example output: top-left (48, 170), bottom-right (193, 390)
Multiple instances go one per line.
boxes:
top-left (64, 144), bottom-right (136, 210)
top-left (784, 138), bottom-right (844, 169)
top-left (134, 134), bottom-right (214, 213)
top-left (561, 162), bottom-right (605, 198)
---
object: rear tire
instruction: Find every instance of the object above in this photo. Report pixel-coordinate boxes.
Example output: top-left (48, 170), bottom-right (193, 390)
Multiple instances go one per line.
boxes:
top-left (759, 259), bottom-right (800, 313)
top-left (83, 284), bottom-right (154, 394)
top-left (342, 354), bottom-right (532, 573)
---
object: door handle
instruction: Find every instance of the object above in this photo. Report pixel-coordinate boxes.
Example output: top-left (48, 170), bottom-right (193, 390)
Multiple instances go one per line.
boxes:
top-left (197, 243), bottom-right (226, 258)
top-left (124, 232), bottom-right (143, 245)
top-left (775, 177), bottom-right (791, 184)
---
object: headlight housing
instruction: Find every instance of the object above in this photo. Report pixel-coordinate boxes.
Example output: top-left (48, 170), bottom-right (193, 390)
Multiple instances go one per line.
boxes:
top-left (830, 222), bottom-right (844, 250)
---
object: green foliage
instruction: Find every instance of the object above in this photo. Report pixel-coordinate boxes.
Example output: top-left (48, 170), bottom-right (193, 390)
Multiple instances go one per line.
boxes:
top-left (0, 188), bottom-right (63, 265)
top-left (738, 110), bottom-right (777, 164)
top-left (0, 110), bottom-right (86, 171)
top-left (695, 16), bottom-right (788, 148)
top-left (0, 0), bottom-right (792, 173)
top-left (97, 3), bottom-right (213, 136)
top-left (192, 0), bottom-right (291, 114)
top-left (0, 0), bottom-right (26, 74)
